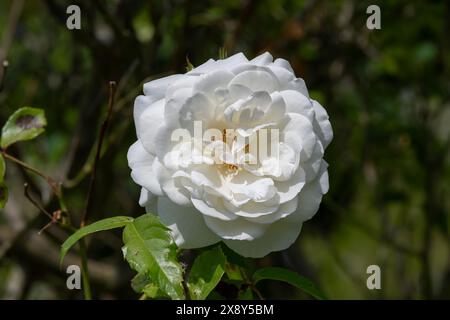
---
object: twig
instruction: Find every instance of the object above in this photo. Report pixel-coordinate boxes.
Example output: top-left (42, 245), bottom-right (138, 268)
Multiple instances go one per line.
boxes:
top-left (241, 265), bottom-right (265, 300)
top-left (0, 60), bottom-right (8, 93)
top-left (249, 283), bottom-right (264, 300)
top-left (77, 81), bottom-right (116, 300)
top-left (79, 240), bottom-right (92, 300)
top-left (23, 183), bottom-right (74, 235)
top-left (64, 63), bottom-right (140, 188)
top-left (80, 81), bottom-right (116, 227)
top-left (1, 150), bottom-right (61, 196)
top-left (23, 183), bottom-right (52, 220)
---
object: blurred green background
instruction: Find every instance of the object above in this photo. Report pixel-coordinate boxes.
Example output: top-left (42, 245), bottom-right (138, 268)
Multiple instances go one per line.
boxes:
top-left (0, 0), bottom-right (449, 299)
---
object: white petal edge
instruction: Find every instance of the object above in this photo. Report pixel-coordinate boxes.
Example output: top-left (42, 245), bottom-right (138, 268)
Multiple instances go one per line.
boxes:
top-left (156, 197), bottom-right (220, 249)
top-left (127, 141), bottom-right (164, 196)
top-left (143, 74), bottom-right (185, 97)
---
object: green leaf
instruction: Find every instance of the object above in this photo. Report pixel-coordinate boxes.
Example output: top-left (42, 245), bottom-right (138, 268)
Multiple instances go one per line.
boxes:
top-left (187, 245), bottom-right (226, 300)
top-left (185, 56), bottom-right (194, 72)
top-left (253, 267), bottom-right (326, 300)
top-left (1, 107), bottom-right (47, 148)
top-left (142, 282), bottom-right (161, 299)
top-left (0, 155), bottom-right (5, 182)
top-left (122, 214), bottom-right (185, 300)
top-left (224, 261), bottom-right (244, 281)
top-left (220, 243), bottom-right (252, 270)
top-left (131, 273), bottom-right (166, 299)
top-left (60, 216), bottom-right (134, 264)
top-left (218, 47), bottom-right (228, 59)
top-left (0, 181), bottom-right (8, 209)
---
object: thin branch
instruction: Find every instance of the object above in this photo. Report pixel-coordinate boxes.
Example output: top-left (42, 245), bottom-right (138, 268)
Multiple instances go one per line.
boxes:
top-left (0, 60), bottom-right (8, 93)
top-left (64, 62), bottom-right (139, 188)
top-left (23, 183), bottom-right (74, 235)
top-left (80, 81), bottom-right (116, 227)
top-left (241, 265), bottom-right (265, 300)
top-left (23, 183), bottom-right (52, 220)
top-left (79, 240), bottom-right (92, 300)
top-left (77, 81), bottom-right (117, 300)
top-left (1, 150), bottom-right (61, 196)
top-left (249, 283), bottom-right (264, 300)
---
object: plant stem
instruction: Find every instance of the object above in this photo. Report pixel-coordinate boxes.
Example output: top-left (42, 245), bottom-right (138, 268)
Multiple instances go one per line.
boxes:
top-left (81, 81), bottom-right (116, 227)
top-left (1, 150), bottom-right (60, 196)
top-left (76, 81), bottom-right (116, 300)
top-left (79, 239), bottom-right (92, 300)
top-left (2, 149), bottom-right (92, 299)
top-left (240, 264), bottom-right (265, 300)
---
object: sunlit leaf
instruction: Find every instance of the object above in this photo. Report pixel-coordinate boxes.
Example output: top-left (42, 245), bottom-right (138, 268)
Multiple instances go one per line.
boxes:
top-left (122, 214), bottom-right (185, 300)
top-left (60, 216), bottom-right (134, 264)
top-left (1, 107), bottom-right (47, 148)
top-left (187, 245), bottom-right (226, 300)
top-left (253, 267), bottom-right (326, 300)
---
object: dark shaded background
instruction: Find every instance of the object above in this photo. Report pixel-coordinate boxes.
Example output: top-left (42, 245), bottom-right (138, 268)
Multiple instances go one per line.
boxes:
top-left (0, 0), bottom-right (449, 299)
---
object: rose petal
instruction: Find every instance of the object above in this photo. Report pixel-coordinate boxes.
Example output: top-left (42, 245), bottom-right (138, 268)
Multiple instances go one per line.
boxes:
top-left (143, 74), bottom-right (184, 97)
top-left (244, 196), bottom-right (298, 224)
top-left (273, 58), bottom-right (295, 74)
top-left (156, 197), bottom-right (220, 248)
top-left (139, 188), bottom-right (153, 207)
top-left (203, 214), bottom-right (268, 241)
top-left (191, 196), bottom-right (237, 221)
top-left (127, 141), bottom-right (164, 196)
top-left (275, 166), bottom-right (306, 203)
top-left (224, 214), bottom-right (302, 258)
top-left (193, 69), bottom-right (235, 101)
top-left (138, 99), bottom-right (165, 155)
top-left (312, 99), bottom-right (333, 149)
top-left (294, 160), bottom-right (329, 222)
top-left (250, 52), bottom-right (273, 66)
top-left (133, 95), bottom-right (159, 136)
top-left (279, 90), bottom-right (314, 122)
top-left (283, 113), bottom-right (317, 158)
top-left (229, 69), bottom-right (279, 93)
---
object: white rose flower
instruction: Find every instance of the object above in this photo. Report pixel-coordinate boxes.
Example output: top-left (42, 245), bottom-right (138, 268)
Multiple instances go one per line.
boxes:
top-left (127, 52), bottom-right (332, 258)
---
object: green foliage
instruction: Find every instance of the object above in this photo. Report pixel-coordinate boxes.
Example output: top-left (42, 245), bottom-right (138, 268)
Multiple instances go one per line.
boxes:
top-left (60, 216), bottom-right (134, 264)
top-left (187, 245), bottom-right (226, 300)
top-left (1, 107), bottom-right (47, 149)
top-left (185, 56), bottom-right (194, 72)
top-left (253, 267), bottom-right (326, 300)
top-left (122, 214), bottom-right (185, 300)
top-left (131, 273), bottom-right (166, 299)
top-left (1, 0), bottom-right (449, 300)
top-left (224, 260), bottom-right (244, 282)
top-left (218, 47), bottom-right (228, 59)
